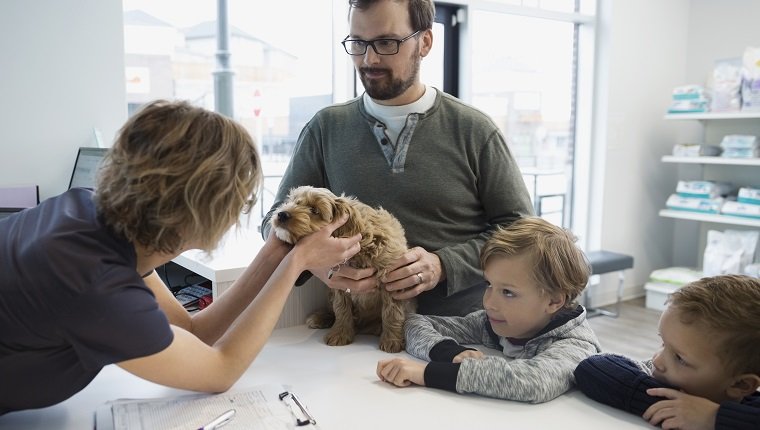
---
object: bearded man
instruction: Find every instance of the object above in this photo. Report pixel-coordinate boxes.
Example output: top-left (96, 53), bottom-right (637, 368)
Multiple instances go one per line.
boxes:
top-left (262, 0), bottom-right (533, 317)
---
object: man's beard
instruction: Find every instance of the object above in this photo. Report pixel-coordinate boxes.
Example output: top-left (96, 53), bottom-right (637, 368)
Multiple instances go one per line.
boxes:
top-left (359, 52), bottom-right (421, 101)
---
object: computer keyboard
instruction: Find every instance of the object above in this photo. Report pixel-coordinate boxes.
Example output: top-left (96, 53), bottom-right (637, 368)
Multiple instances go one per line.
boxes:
top-left (174, 284), bottom-right (212, 308)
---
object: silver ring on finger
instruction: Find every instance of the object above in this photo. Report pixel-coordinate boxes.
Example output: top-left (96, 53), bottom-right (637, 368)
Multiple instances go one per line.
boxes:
top-left (327, 265), bottom-right (340, 280)
top-left (416, 272), bottom-right (423, 285)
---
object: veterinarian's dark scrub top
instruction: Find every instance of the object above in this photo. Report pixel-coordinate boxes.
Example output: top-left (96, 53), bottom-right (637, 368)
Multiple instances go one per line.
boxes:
top-left (0, 188), bottom-right (173, 414)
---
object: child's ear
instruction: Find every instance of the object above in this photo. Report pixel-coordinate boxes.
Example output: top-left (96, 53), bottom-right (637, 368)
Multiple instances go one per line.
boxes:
top-left (546, 292), bottom-right (566, 314)
top-left (726, 374), bottom-right (760, 401)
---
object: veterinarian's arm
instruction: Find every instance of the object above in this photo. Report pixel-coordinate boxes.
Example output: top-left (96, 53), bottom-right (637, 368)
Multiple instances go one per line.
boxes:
top-left (119, 216), bottom-right (361, 392)
top-left (145, 234), bottom-right (290, 345)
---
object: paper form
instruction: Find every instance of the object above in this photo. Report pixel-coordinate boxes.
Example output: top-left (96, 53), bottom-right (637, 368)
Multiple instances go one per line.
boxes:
top-left (97, 384), bottom-right (313, 430)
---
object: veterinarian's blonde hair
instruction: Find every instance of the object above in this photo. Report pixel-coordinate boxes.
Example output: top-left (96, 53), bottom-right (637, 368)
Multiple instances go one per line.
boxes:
top-left (480, 217), bottom-right (590, 309)
top-left (96, 99), bottom-right (261, 254)
top-left (669, 275), bottom-right (760, 376)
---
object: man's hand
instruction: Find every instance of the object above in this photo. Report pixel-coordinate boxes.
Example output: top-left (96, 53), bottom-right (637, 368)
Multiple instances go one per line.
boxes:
top-left (381, 247), bottom-right (444, 300)
top-left (376, 358), bottom-right (426, 387)
top-left (453, 349), bottom-right (484, 363)
top-left (642, 388), bottom-right (719, 430)
top-left (312, 264), bottom-right (378, 294)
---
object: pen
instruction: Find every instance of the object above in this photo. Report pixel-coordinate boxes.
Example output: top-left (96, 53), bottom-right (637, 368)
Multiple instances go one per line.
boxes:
top-left (197, 409), bottom-right (235, 430)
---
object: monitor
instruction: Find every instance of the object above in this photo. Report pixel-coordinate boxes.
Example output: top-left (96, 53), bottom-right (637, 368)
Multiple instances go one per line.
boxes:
top-left (0, 185), bottom-right (39, 220)
top-left (68, 147), bottom-right (108, 190)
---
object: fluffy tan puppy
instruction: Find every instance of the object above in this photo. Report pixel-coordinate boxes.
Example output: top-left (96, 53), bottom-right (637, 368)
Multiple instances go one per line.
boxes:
top-left (270, 185), bottom-right (415, 353)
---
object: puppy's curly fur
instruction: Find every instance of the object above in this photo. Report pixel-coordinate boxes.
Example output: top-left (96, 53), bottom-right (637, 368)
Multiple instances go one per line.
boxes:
top-left (270, 185), bottom-right (415, 353)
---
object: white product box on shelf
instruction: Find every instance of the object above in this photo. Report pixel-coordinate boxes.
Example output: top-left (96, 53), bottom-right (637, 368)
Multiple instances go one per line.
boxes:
top-left (644, 282), bottom-right (682, 311)
top-left (738, 186), bottom-right (760, 205)
top-left (721, 200), bottom-right (760, 219)
top-left (666, 194), bottom-right (724, 213)
top-left (676, 180), bottom-right (734, 198)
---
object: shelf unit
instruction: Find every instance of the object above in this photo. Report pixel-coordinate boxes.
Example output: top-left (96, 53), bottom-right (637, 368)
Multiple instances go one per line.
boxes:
top-left (664, 112), bottom-right (760, 120)
top-left (659, 209), bottom-right (760, 228)
top-left (661, 112), bottom-right (760, 268)
top-left (663, 111), bottom-right (760, 227)
top-left (661, 155), bottom-right (760, 166)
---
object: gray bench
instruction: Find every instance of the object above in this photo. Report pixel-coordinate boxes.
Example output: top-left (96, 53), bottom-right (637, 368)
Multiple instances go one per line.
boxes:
top-left (583, 250), bottom-right (634, 318)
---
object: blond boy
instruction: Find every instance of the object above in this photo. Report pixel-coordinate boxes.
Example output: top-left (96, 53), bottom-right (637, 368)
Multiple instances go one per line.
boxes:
top-left (376, 217), bottom-right (601, 402)
top-left (574, 274), bottom-right (760, 429)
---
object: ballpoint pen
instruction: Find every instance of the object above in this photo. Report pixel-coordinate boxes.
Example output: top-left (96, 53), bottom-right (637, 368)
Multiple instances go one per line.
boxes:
top-left (197, 408), bottom-right (236, 430)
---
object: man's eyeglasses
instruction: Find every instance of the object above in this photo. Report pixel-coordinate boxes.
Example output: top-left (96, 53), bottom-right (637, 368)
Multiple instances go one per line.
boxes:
top-left (341, 30), bottom-right (421, 56)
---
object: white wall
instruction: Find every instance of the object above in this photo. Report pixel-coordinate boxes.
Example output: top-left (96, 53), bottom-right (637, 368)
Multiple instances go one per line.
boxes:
top-left (680, 0), bottom-right (760, 268)
top-left (591, 0), bottom-right (760, 306)
top-left (588, 0), bottom-right (691, 304)
top-left (0, 0), bottom-right (127, 201)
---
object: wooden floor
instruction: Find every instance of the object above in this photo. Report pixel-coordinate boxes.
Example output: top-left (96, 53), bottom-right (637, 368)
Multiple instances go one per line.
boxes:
top-left (586, 297), bottom-right (662, 361)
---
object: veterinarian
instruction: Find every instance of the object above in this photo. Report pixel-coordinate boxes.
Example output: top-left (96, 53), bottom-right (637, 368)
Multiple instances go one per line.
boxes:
top-left (261, 0), bottom-right (533, 316)
top-left (0, 100), bottom-right (361, 414)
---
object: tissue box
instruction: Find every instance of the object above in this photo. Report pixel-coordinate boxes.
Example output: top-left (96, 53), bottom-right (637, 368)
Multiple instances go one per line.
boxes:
top-left (644, 282), bottom-right (681, 311)
top-left (721, 200), bottom-right (760, 219)
top-left (666, 194), bottom-right (723, 213)
top-left (676, 180), bottom-right (734, 198)
top-left (672, 144), bottom-right (722, 157)
top-left (738, 187), bottom-right (760, 205)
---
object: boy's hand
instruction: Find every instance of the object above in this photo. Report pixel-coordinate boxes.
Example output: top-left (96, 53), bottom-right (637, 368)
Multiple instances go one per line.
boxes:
top-left (643, 388), bottom-right (719, 430)
top-left (376, 358), bottom-right (426, 387)
top-left (453, 349), bottom-right (484, 363)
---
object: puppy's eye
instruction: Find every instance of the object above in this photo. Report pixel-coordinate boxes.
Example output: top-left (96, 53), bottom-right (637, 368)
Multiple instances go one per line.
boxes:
top-left (310, 207), bottom-right (320, 215)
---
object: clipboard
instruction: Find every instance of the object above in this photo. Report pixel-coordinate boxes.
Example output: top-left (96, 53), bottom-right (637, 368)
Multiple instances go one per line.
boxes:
top-left (94, 384), bottom-right (318, 429)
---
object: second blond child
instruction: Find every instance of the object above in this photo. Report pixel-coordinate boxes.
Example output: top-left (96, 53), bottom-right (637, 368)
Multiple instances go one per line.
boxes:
top-left (574, 274), bottom-right (760, 429)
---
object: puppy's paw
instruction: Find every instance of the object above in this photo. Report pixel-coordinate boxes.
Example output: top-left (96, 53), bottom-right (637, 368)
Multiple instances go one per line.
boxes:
top-left (306, 309), bottom-right (335, 329)
top-left (379, 336), bottom-right (405, 353)
top-left (324, 329), bottom-right (354, 346)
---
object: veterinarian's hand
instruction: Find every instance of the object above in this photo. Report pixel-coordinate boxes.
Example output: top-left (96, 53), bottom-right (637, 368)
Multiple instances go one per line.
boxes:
top-left (381, 247), bottom-right (444, 300)
top-left (452, 349), bottom-right (484, 363)
top-left (376, 358), bottom-right (426, 387)
top-left (293, 214), bottom-right (361, 273)
top-left (642, 388), bottom-right (719, 430)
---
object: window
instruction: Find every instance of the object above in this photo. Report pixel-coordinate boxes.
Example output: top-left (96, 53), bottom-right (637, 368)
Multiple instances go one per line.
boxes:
top-left (121, 1), bottom-right (596, 231)
top-left (470, 10), bottom-right (575, 226)
top-left (461, 3), bottom-right (596, 229)
top-left (122, 1), bottom-right (337, 226)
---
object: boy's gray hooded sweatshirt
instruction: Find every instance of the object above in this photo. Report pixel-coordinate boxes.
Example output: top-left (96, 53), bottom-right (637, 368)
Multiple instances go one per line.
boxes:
top-left (405, 305), bottom-right (601, 403)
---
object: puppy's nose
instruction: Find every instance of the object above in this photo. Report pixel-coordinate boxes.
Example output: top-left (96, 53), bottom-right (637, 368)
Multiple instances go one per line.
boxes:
top-left (277, 211), bottom-right (291, 223)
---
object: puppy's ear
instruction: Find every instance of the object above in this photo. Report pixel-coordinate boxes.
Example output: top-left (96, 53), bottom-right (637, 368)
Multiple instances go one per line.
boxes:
top-left (332, 197), bottom-right (358, 237)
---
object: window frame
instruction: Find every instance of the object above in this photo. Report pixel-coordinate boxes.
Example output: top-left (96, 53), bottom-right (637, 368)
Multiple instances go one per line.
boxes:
top-left (438, 1), bottom-right (597, 243)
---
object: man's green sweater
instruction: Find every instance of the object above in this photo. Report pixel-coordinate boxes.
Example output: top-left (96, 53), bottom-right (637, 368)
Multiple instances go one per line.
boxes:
top-left (262, 89), bottom-right (533, 316)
